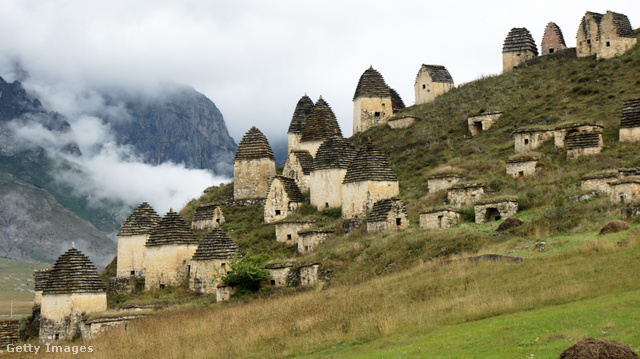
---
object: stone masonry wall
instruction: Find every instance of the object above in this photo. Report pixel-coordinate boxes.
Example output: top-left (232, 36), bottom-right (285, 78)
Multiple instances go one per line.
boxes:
top-left (468, 112), bottom-right (502, 136)
top-left (298, 231), bottom-right (333, 254)
top-left (233, 157), bottom-right (275, 199)
top-left (342, 181), bottom-right (399, 219)
top-left (275, 221), bottom-right (314, 245)
top-left (447, 185), bottom-right (485, 207)
top-left (506, 159), bottom-right (540, 178)
top-left (0, 319), bottom-right (19, 348)
top-left (189, 259), bottom-right (227, 295)
top-left (283, 156), bottom-right (310, 193)
top-left (420, 209), bottom-right (461, 230)
top-left (116, 234), bottom-right (149, 277)
top-left (514, 130), bottom-right (553, 153)
top-left (388, 116), bottom-right (416, 129)
top-left (474, 200), bottom-right (518, 224)
top-left (415, 74), bottom-right (454, 105)
top-left (366, 207), bottom-right (409, 233)
top-left (503, 50), bottom-right (536, 71)
top-left (610, 181), bottom-right (640, 204)
top-left (353, 97), bottom-right (394, 134)
top-left (581, 174), bottom-right (618, 194)
top-left (40, 293), bottom-right (107, 343)
top-left (310, 169), bottom-right (347, 210)
top-left (144, 244), bottom-right (198, 290)
top-left (428, 175), bottom-right (462, 193)
top-left (598, 13), bottom-right (638, 60)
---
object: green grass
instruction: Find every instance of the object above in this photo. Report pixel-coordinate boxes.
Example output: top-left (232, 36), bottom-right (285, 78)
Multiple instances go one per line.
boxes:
top-left (303, 290), bottom-right (640, 359)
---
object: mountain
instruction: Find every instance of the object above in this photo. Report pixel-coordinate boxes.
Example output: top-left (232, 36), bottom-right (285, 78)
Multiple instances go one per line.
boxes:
top-left (99, 84), bottom-right (237, 176)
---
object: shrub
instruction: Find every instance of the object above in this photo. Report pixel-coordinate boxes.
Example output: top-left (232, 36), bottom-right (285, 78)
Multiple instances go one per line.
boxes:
top-left (221, 255), bottom-right (271, 294)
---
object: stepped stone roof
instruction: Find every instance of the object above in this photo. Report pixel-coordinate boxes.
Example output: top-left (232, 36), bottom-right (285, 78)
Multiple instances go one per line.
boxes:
top-left (314, 135), bottom-right (357, 171)
top-left (191, 228), bottom-right (239, 261)
top-left (290, 150), bottom-right (315, 175)
top-left (541, 22), bottom-right (567, 48)
top-left (474, 197), bottom-right (517, 206)
top-left (192, 204), bottom-right (222, 222)
top-left (607, 11), bottom-right (635, 38)
top-left (343, 142), bottom-right (398, 184)
top-left (367, 198), bottom-right (407, 223)
top-left (300, 97), bottom-right (342, 142)
top-left (272, 176), bottom-right (305, 203)
top-left (33, 269), bottom-right (52, 292)
top-left (146, 211), bottom-right (198, 247)
top-left (42, 248), bottom-right (105, 294)
top-left (418, 64), bottom-right (454, 84)
top-left (353, 67), bottom-right (405, 112)
top-left (234, 127), bottom-right (275, 161)
top-left (287, 95), bottom-right (315, 135)
top-left (503, 27), bottom-right (538, 55)
top-left (118, 202), bottom-right (161, 236)
top-left (354, 66), bottom-right (391, 99)
top-left (389, 88), bottom-right (405, 112)
top-left (620, 99), bottom-right (640, 128)
top-left (566, 132), bottom-right (601, 150)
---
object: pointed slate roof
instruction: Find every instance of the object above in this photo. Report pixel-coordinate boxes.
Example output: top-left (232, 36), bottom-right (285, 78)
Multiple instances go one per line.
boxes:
top-left (606, 11), bottom-right (635, 38)
top-left (541, 22), bottom-right (567, 51)
top-left (354, 66), bottom-right (391, 100)
top-left (234, 127), bottom-right (275, 161)
top-left (366, 198), bottom-right (407, 223)
top-left (621, 98), bottom-right (640, 128)
top-left (271, 176), bottom-right (305, 203)
top-left (33, 268), bottom-right (53, 292)
top-left (146, 211), bottom-right (198, 247)
top-left (418, 65), bottom-right (454, 84)
top-left (191, 228), bottom-right (239, 261)
top-left (118, 202), bottom-right (161, 236)
top-left (287, 95), bottom-right (315, 135)
top-left (290, 150), bottom-right (315, 175)
top-left (193, 204), bottom-right (222, 222)
top-left (343, 142), bottom-right (398, 184)
top-left (503, 27), bottom-right (538, 55)
top-left (314, 135), bottom-right (357, 171)
top-left (42, 248), bottom-right (105, 294)
top-left (300, 97), bottom-right (342, 142)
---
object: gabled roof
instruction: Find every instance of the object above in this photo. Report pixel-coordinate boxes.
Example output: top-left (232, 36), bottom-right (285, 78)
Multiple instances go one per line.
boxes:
top-left (621, 98), bottom-right (640, 128)
top-left (234, 127), bottom-right (275, 161)
top-left (300, 97), bottom-right (342, 142)
top-left (314, 135), bottom-right (357, 171)
top-left (191, 228), bottom-right (239, 261)
top-left (193, 204), bottom-right (222, 222)
top-left (367, 198), bottom-right (407, 223)
top-left (343, 142), bottom-right (398, 184)
top-left (146, 211), bottom-right (198, 247)
top-left (287, 95), bottom-right (315, 135)
top-left (417, 65), bottom-right (454, 84)
top-left (290, 150), bottom-right (315, 175)
top-left (503, 27), bottom-right (538, 55)
top-left (271, 176), bottom-right (305, 203)
top-left (579, 12), bottom-right (604, 37)
top-left (42, 248), bottom-right (105, 294)
top-left (606, 11), bottom-right (635, 38)
top-left (118, 202), bottom-right (161, 236)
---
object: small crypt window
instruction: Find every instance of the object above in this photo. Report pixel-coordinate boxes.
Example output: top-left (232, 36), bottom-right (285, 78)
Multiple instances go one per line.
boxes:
top-left (275, 210), bottom-right (281, 215)
top-left (287, 234), bottom-right (292, 241)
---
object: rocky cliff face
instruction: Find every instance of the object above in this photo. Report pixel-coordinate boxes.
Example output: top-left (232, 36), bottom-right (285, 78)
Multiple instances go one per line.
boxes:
top-left (101, 84), bottom-right (237, 176)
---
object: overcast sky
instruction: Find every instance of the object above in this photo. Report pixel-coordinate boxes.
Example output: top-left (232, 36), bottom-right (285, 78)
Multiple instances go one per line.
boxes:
top-left (0, 0), bottom-right (638, 144)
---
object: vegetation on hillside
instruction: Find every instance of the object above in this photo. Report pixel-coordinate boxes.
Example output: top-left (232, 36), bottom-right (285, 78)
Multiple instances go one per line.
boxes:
top-left (83, 34), bottom-right (640, 358)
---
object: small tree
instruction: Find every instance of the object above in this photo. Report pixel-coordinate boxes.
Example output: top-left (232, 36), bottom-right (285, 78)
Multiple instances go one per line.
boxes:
top-left (221, 255), bottom-right (270, 294)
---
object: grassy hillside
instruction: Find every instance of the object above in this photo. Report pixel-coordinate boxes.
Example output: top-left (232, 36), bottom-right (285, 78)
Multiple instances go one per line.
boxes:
top-left (0, 257), bottom-right (49, 316)
top-left (38, 35), bottom-right (640, 357)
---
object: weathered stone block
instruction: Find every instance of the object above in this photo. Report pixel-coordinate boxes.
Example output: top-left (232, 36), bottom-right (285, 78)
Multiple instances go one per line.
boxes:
top-left (366, 199), bottom-right (409, 233)
top-left (298, 230), bottom-right (334, 254)
top-left (420, 208), bottom-right (462, 230)
top-left (581, 173), bottom-right (618, 194)
top-left (447, 184), bottom-right (486, 207)
top-left (388, 116), bottom-right (417, 129)
top-left (506, 157), bottom-right (541, 178)
top-left (468, 111), bottom-right (502, 136)
top-left (474, 199), bottom-right (518, 224)
top-left (275, 220), bottom-right (315, 245)
top-left (428, 173), bottom-right (462, 193)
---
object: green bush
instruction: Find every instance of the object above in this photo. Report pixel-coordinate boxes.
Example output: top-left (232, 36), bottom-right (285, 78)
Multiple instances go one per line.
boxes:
top-left (222, 255), bottom-right (271, 294)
